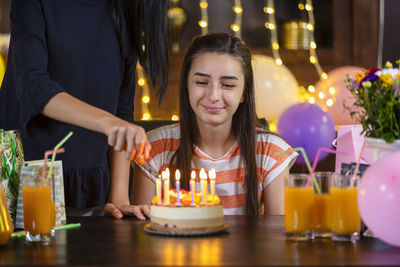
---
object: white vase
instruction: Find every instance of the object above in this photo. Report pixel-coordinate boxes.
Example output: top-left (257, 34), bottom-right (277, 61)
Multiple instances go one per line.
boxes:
top-left (365, 137), bottom-right (400, 164)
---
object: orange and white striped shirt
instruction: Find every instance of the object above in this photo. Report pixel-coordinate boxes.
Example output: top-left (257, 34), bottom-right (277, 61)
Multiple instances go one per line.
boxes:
top-left (139, 124), bottom-right (297, 215)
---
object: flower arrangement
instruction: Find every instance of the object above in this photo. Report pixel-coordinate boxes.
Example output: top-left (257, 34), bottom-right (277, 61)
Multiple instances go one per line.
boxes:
top-left (345, 61), bottom-right (400, 143)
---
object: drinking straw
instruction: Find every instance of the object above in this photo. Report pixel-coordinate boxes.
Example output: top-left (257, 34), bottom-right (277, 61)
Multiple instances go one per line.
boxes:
top-left (275, 147), bottom-right (312, 173)
top-left (275, 147), bottom-right (321, 193)
top-left (351, 142), bottom-right (393, 187)
top-left (41, 148), bottom-right (65, 183)
top-left (47, 132), bottom-right (73, 179)
top-left (307, 147), bottom-right (347, 189)
top-left (11, 223), bottom-right (81, 238)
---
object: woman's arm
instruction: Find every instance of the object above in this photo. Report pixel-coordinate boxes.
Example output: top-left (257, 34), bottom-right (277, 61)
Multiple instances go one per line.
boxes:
top-left (42, 92), bottom-right (150, 160)
top-left (263, 166), bottom-right (288, 215)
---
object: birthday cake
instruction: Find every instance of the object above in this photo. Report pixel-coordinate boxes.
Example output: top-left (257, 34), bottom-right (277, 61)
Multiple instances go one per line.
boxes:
top-left (149, 189), bottom-right (225, 233)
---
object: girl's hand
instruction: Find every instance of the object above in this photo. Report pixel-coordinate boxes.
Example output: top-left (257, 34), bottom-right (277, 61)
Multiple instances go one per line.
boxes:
top-left (104, 203), bottom-right (150, 220)
top-left (105, 119), bottom-right (151, 161)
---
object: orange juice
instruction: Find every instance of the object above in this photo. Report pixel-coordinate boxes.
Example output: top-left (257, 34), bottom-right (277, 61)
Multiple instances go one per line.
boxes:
top-left (284, 187), bottom-right (314, 233)
top-left (51, 200), bottom-right (56, 227)
top-left (0, 187), bottom-right (13, 245)
top-left (23, 187), bottom-right (53, 235)
top-left (313, 193), bottom-right (330, 231)
top-left (330, 187), bottom-right (360, 234)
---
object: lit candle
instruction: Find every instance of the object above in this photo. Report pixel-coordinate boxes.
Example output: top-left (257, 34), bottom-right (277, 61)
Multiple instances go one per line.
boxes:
top-left (163, 168), bottom-right (170, 205)
top-left (190, 170), bottom-right (196, 206)
top-left (175, 169), bottom-right (181, 206)
top-left (209, 168), bottom-right (216, 205)
top-left (200, 168), bottom-right (208, 205)
top-left (156, 174), bottom-right (162, 205)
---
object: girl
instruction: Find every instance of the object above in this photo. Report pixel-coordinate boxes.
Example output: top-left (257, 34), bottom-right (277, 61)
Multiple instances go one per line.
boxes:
top-left (129, 33), bottom-right (297, 216)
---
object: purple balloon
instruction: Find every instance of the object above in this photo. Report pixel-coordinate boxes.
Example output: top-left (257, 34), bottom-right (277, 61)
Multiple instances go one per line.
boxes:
top-left (277, 103), bottom-right (336, 164)
top-left (358, 151), bottom-right (400, 247)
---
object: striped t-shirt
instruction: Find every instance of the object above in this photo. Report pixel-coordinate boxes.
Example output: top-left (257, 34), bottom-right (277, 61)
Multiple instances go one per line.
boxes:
top-left (139, 124), bottom-right (297, 215)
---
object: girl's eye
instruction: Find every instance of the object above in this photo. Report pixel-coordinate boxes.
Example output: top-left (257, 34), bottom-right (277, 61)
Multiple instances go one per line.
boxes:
top-left (196, 81), bottom-right (208, 86)
top-left (222, 83), bottom-right (235, 88)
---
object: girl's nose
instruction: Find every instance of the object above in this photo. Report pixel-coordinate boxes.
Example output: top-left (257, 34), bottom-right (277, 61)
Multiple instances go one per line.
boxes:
top-left (206, 82), bottom-right (221, 102)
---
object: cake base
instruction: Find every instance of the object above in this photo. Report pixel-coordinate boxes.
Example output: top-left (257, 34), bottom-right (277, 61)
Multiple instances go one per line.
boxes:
top-left (144, 223), bottom-right (229, 236)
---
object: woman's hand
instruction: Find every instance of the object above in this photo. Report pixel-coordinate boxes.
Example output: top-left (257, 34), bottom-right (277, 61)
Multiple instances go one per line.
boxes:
top-left (41, 92), bottom-right (151, 162)
top-left (104, 118), bottom-right (151, 162)
top-left (104, 203), bottom-right (150, 220)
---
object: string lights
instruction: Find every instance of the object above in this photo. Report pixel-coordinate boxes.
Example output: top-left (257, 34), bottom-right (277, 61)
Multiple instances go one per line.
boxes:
top-left (298, 0), bottom-right (335, 109)
top-left (264, 0), bottom-right (282, 65)
top-left (231, 0), bottom-right (242, 38)
top-left (136, 63), bottom-right (151, 120)
top-left (199, 0), bottom-right (209, 35)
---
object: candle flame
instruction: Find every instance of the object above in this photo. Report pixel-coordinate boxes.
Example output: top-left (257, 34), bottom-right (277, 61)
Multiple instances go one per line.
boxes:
top-left (191, 170), bottom-right (196, 180)
top-left (208, 168), bottom-right (216, 180)
top-left (175, 169), bottom-right (180, 181)
top-left (165, 168), bottom-right (170, 180)
top-left (200, 168), bottom-right (207, 180)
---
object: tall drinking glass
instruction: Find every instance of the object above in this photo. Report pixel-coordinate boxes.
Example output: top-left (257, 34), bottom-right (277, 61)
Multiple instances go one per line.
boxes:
top-left (330, 174), bottom-right (360, 242)
top-left (22, 174), bottom-right (55, 244)
top-left (285, 174), bottom-right (314, 241)
top-left (312, 172), bottom-right (332, 238)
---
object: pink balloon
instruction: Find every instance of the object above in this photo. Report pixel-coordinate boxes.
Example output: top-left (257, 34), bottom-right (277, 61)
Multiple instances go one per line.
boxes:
top-left (358, 151), bottom-right (400, 247)
top-left (315, 66), bottom-right (362, 125)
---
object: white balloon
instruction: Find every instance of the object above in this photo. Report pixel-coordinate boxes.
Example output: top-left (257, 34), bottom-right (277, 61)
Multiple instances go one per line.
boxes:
top-left (252, 55), bottom-right (299, 122)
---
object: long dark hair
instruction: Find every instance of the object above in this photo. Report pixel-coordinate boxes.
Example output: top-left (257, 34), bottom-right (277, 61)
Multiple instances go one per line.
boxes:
top-left (110, 0), bottom-right (168, 100)
top-left (172, 33), bottom-right (259, 216)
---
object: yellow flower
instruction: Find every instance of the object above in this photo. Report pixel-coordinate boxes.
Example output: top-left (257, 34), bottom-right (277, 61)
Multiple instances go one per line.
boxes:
top-left (380, 73), bottom-right (394, 87)
top-left (385, 61), bottom-right (393, 68)
top-left (355, 72), bottom-right (365, 84)
top-left (362, 81), bottom-right (372, 88)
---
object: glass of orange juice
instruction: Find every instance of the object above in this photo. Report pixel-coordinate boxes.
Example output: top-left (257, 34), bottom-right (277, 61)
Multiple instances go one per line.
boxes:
top-left (284, 174), bottom-right (314, 241)
top-left (330, 174), bottom-right (360, 242)
top-left (22, 174), bottom-right (55, 243)
top-left (312, 172), bottom-right (333, 239)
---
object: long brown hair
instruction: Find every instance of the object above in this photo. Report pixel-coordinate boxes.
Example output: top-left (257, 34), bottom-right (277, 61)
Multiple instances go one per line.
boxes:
top-left (172, 33), bottom-right (259, 215)
top-left (111, 0), bottom-right (168, 101)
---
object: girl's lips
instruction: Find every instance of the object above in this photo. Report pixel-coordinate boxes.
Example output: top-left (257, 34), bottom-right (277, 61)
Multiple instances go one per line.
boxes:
top-left (202, 105), bottom-right (224, 113)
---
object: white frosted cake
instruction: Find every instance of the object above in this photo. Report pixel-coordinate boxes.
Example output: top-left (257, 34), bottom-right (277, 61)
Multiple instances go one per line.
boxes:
top-left (149, 189), bottom-right (225, 233)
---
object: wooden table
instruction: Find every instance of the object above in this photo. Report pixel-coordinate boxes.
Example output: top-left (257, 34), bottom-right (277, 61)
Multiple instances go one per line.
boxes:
top-left (1, 215), bottom-right (399, 266)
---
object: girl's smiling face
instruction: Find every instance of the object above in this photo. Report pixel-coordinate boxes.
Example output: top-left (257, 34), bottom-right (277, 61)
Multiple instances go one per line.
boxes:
top-left (187, 52), bottom-right (245, 128)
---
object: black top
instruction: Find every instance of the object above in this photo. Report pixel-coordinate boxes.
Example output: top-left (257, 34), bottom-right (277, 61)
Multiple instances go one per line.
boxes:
top-left (0, 0), bottom-right (136, 207)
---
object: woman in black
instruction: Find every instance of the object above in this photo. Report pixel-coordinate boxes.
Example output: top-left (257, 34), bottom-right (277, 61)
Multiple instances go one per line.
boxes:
top-left (0, 0), bottom-right (167, 219)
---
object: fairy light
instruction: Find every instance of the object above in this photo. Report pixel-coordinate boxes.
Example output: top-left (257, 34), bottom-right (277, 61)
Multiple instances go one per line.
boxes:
top-left (329, 87), bottom-right (335, 95)
top-left (142, 96), bottom-right (150, 103)
top-left (318, 92), bottom-right (325, 99)
top-left (326, 99), bottom-right (334, 107)
top-left (309, 97), bottom-right (315, 104)
top-left (269, 121), bottom-right (277, 133)
top-left (142, 112), bottom-right (151, 120)
top-left (304, 0), bottom-right (327, 81)
top-left (171, 115), bottom-right (179, 121)
top-left (136, 63), bottom-right (151, 120)
top-left (307, 85), bottom-right (315, 93)
top-left (231, 0), bottom-right (242, 38)
top-left (199, 0), bottom-right (208, 35)
top-left (138, 78), bottom-right (146, 86)
top-left (264, 0), bottom-right (282, 65)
